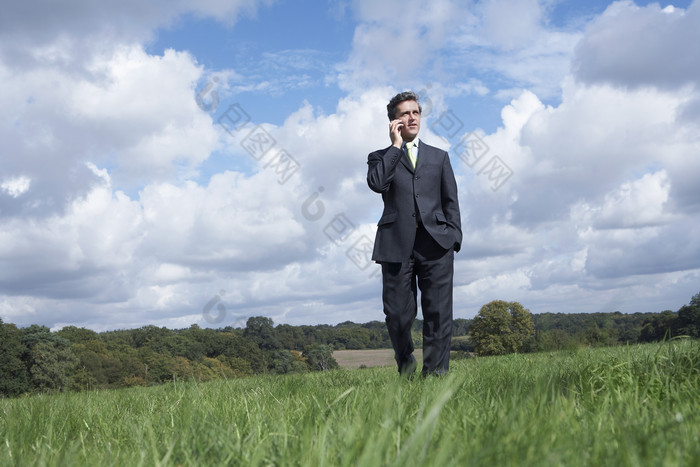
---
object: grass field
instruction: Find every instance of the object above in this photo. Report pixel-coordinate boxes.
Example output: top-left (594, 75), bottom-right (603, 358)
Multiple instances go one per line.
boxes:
top-left (1, 340), bottom-right (698, 466)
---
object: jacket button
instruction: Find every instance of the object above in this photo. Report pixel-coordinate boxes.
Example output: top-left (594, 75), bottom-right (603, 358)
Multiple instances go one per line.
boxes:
top-left (411, 213), bottom-right (416, 217)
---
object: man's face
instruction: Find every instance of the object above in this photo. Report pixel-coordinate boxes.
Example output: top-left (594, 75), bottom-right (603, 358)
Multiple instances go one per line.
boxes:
top-left (395, 100), bottom-right (421, 141)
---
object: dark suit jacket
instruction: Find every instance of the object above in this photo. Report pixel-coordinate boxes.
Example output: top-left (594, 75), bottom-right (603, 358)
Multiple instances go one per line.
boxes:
top-left (367, 140), bottom-right (462, 263)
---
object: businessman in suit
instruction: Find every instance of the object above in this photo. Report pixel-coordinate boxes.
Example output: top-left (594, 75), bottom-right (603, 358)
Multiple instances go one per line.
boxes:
top-left (367, 91), bottom-right (462, 376)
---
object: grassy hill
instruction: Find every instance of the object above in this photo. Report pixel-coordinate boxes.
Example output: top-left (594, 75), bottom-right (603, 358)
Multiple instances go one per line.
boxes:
top-left (1, 340), bottom-right (698, 466)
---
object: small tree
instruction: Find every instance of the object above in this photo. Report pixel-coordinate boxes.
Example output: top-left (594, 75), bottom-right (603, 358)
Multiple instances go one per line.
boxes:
top-left (640, 310), bottom-right (677, 342)
top-left (676, 292), bottom-right (700, 338)
top-left (28, 340), bottom-right (79, 392)
top-left (470, 300), bottom-right (535, 356)
top-left (269, 350), bottom-right (308, 374)
top-left (303, 344), bottom-right (339, 371)
top-left (244, 317), bottom-right (282, 351)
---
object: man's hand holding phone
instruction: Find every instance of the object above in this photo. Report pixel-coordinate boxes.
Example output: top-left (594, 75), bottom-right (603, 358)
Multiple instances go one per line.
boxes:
top-left (390, 119), bottom-right (404, 148)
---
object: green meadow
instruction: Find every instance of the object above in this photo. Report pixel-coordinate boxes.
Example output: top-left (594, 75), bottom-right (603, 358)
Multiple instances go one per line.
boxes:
top-left (1, 340), bottom-right (698, 466)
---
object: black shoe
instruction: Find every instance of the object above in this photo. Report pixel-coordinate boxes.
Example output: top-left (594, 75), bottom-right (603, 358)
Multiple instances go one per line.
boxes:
top-left (399, 355), bottom-right (417, 377)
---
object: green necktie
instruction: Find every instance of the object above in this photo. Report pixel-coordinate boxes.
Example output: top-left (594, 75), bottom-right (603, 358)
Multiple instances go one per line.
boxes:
top-left (406, 142), bottom-right (417, 168)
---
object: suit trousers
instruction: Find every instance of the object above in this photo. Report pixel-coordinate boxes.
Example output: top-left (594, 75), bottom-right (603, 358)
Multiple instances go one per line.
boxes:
top-left (381, 224), bottom-right (454, 375)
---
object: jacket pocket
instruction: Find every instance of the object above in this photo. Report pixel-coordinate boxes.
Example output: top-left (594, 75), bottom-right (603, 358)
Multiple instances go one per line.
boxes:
top-left (378, 212), bottom-right (398, 226)
top-left (435, 212), bottom-right (447, 224)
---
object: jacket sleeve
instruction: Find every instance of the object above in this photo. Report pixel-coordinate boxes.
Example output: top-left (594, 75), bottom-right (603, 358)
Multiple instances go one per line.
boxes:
top-left (367, 146), bottom-right (403, 193)
top-left (441, 153), bottom-right (463, 252)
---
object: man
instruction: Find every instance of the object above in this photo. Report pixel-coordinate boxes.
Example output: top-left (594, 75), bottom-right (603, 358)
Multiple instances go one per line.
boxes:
top-left (367, 91), bottom-right (462, 376)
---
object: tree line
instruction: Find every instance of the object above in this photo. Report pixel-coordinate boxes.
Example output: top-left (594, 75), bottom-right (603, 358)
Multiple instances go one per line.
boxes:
top-left (1, 292), bottom-right (698, 397)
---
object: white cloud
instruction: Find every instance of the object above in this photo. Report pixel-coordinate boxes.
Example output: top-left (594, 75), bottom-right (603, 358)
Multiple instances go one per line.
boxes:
top-left (71, 46), bottom-right (220, 183)
top-left (0, 0), bottom-right (275, 70)
top-left (335, 0), bottom-right (580, 111)
top-left (1, 43), bottom-right (220, 217)
top-left (577, 171), bottom-right (674, 230)
top-left (1, 176), bottom-right (31, 198)
top-left (337, 0), bottom-right (464, 90)
top-left (137, 171), bottom-right (309, 269)
top-left (443, 0), bottom-right (581, 101)
top-left (572, 0), bottom-right (700, 89)
top-left (0, 87), bottom-right (393, 329)
top-left (0, 174), bottom-right (143, 288)
top-left (487, 80), bottom-right (694, 225)
top-left (443, 1), bottom-right (700, 313)
top-left (2, 0), bottom-right (700, 332)
top-left (481, 0), bottom-right (544, 50)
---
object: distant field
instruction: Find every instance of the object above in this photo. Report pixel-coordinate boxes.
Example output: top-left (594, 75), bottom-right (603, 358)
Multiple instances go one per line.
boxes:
top-left (2, 340), bottom-right (698, 466)
top-left (333, 348), bottom-right (423, 369)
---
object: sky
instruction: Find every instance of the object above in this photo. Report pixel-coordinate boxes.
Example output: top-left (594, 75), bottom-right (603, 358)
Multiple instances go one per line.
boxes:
top-left (1, 0), bottom-right (699, 332)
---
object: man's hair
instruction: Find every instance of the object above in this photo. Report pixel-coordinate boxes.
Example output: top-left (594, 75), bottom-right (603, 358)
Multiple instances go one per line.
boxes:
top-left (387, 91), bottom-right (422, 120)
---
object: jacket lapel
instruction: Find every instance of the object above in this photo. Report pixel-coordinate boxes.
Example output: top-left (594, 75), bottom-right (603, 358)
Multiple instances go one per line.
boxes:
top-left (414, 141), bottom-right (426, 172)
top-left (400, 143), bottom-right (415, 173)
